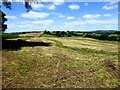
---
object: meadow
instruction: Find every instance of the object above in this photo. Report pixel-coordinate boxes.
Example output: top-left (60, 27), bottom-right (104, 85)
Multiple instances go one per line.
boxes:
top-left (1, 32), bottom-right (119, 88)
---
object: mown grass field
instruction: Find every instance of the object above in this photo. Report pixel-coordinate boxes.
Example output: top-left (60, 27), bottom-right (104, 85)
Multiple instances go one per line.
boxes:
top-left (2, 33), bottom-right (119, 88)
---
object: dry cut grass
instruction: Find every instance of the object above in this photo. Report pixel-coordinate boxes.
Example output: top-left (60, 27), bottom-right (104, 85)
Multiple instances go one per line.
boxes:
top-left (2, 36), bottom-right (119, 88)
top-left (19, 33), bottom-right (43, 37)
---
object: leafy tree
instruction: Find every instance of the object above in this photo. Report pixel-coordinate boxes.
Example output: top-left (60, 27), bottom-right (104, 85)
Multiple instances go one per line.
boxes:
top-left (0, 10), bottom-right (7, 32)
top-left (44, 30), bottom-right (47, 34)
top-left (44, 30), bottom-right (51, 34)
top-left (108, 35), bottom-right (118, 41)
top-left (99, 34), bottom-right (109, 40)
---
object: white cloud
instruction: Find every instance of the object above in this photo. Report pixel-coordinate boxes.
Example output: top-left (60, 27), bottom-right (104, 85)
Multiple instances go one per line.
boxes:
top-left (30, 0), bottom-right (64, 10)
top-left (41, 0), bottom-right (64, 5)
top-left (31, 3), bottom-right (44, 10)
top-left (103, 5), bottom-right (118, 10)
top-left (103, 1), bottom-right (118, 10)
top-left (65, 20), bottom-right (84, 26)
top-left (65, 19), bottom-right (117, 26)
top-left (51, 12), bottom-right (66, 18)
top-left (83, 14), bottom-right (101, 19)
top-left (47, 4), bottom-right (56, 10)
top-left (32, 20), bottom-right (53, 25)
top-left (85, 3), bottom-right (88, 6)
top-left (52, 0), bottom-right (64, 5)
top-left (109, 0), bottom-right (119, 5)
top-left (68, 4), bottom-right (80, 10)
top-left (21, 11), bottom-right (50, 19)
top-left (66, 16), bottom-right (75, 19)
top-left (5, 16), bottom-right (17, 19)
top-left (58, 14), bottom-right (66, 18)
top-left (103, 14), bottom-right (112, 16)
top-left (7, 19), bottom-right (54, 32)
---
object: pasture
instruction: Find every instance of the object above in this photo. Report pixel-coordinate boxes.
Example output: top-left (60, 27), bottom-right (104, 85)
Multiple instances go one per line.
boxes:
top-left (2, 33), bottom-right (119, 88)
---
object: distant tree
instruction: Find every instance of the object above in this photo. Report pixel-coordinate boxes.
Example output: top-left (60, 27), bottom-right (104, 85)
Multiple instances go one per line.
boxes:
top-left (22, 32), bottom-right (26, 34)
top-left (61, 31), bottom-right (66, 37)
top-left (46, 31), bottom-right (51, 34)
top-left (44, 30), bottom-right (47, 34)
top-left (56, 31), bottom-right (61, 37)
top-left (67, 32), bottom-right (72, 37)
top-left (108, 35), bottom-right (118, 41)
top-left (118, 36), bottom-right (120, 41)
top-left (99, 34), bottom-right (109, 40)
top-left (43, 30), bottom-right (51, 34)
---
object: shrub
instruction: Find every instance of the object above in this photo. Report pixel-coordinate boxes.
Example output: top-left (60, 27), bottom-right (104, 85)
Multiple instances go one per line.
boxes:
top-left (99, 34), bottom-right (109, 40)
top-left (118, 35), bottom-right (120, 41)
top-left (1, 33), bottom-right (19, 39)
top-left (108, 35), bottom-right (118, 41)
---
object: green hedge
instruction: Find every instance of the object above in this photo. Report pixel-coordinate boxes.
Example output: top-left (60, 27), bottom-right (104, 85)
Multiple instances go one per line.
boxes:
top-left (84, 33), bottom-right (119, 41)
top-left (1, 33), bottom-right (19, 39)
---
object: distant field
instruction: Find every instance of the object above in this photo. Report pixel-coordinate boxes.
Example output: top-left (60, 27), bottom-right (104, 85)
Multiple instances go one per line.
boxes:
top-left (19, 32), bottom-right (43, 37)
top-left (2, 33), bottom-right (119, 88)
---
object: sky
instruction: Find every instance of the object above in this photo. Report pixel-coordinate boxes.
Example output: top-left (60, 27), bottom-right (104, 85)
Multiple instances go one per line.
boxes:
top-left (2, 0), bottom-right (119, 33)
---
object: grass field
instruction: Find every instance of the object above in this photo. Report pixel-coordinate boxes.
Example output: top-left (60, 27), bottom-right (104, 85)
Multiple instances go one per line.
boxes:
top-left (2, 33), bottom-right (119, 88)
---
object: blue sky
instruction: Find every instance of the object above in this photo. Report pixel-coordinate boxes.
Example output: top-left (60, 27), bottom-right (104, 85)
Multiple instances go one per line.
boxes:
top-left (2, 1), bottom-right (118, 33)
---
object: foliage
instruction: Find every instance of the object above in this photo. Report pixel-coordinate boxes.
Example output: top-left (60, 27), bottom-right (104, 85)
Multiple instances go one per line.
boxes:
top-left (0, 10), bottom-right (7, 32)
top-left (83, 33), bottom-right (119, 41)
top-left (51, 31), bottom-right (78, 37)
top-left (43, 30), bottom-right (51, 34)
top-left (99, 34), bottom-right (109, 40)
top-left (108, 35), bottom-right (118, 41)
top-left (1, 33), bottom-right (19, 39)
top-left (42, 30), bottom-right (119, 41)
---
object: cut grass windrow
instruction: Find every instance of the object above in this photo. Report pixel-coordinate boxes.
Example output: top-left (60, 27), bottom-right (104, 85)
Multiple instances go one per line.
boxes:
top-left (48, 39), bottom-right (118, 55)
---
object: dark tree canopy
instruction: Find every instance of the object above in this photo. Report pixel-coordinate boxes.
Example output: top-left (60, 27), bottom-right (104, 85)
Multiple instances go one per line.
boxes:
top-left (0, 10), bottom-right (7, 32)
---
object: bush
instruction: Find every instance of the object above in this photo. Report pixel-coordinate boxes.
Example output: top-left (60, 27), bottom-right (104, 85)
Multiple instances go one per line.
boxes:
top-left (44, 30), bottom-right (51, 34)
top-left (108, 35), bottom-right (118, 41)
top-left (99, 34), bottom-right (109, 40)
top-left (92, 34), bottom-right (100, 39)
top-left (52, 31), bottom-right (77, 37)
top-left (1, 33), bottom-right (19, 39)
top-left (84, 33), bottom-right (91, 37)
top-left (118, 35), bottom-right (120, 41)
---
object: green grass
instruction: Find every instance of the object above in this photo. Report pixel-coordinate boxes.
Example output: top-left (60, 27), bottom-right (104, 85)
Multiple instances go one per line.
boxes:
top-left (1, 33), bottom-right (19, 39)
top-left (74, 38), bottom-right (118, 44)
top-left (109, 34), bottom-right (119, 36)
top-left (48, 39), bottom-right (63, 47)
top-left (48, 39), bottom-right (118, 55)
top-left (2, 35), bottom-right (119, 88)
top-left (40, 34), bottom-right (57, 37)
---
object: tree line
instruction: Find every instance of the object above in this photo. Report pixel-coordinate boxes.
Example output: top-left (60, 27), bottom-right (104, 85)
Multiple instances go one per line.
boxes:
top-left (43, 30), bottom-right (120, 41)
